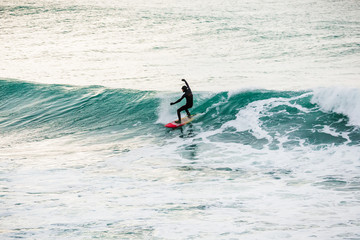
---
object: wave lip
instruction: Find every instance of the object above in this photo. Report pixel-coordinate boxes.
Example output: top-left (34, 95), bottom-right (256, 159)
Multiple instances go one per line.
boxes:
top-left (311, 87), bottom-right (360, 127)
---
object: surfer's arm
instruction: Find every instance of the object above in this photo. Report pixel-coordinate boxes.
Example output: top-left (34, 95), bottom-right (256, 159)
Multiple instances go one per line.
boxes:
top-left (170, 94), bottom-right (185, 105)
top-left (182, 79), bottom-right (191, 91)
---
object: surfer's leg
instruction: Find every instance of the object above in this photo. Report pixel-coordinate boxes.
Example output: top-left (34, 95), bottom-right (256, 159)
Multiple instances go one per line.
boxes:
top-left (177, 105), bottom-right (186, 123)
top-left (176, 109), bottom-right (181, 123)
top-left (185, 108), bottom-right (191, 118)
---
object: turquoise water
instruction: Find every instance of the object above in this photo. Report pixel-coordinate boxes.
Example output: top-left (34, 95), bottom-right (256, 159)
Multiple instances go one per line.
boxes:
top-left (1, 80), bottom-right (359, 148)
top-left (1, 0), bottom-right (360, 239)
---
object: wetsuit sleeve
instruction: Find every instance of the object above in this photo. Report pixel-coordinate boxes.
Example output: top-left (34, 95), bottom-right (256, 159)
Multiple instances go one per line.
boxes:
top-left (173, 94), bottom-right (185, 104)
top-left (183, 79), bottom-right (191, 91)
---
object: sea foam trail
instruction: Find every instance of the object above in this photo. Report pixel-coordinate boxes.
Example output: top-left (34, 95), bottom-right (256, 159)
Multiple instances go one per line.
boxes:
top-left (311, 87), bottom-right (360, 127)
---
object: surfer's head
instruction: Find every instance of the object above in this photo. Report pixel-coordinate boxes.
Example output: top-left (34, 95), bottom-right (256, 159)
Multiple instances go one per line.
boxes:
top-left (182, 86), bottom-right (187, 92)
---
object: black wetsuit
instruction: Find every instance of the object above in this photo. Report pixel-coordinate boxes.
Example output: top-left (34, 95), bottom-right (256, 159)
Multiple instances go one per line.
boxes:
top-left (172, 81), bottom-right (193, 122)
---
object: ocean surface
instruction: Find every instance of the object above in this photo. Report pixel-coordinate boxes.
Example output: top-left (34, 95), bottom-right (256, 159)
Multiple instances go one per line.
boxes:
top-left (1, 0), bottom-right (360, 239)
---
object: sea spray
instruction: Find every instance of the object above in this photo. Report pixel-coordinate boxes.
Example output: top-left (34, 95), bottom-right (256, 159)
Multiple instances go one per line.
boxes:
top-left (311, 87), bottom-right (360, 127)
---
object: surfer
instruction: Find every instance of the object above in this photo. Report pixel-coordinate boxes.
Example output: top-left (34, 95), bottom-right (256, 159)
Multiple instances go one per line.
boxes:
top-left (170, 79), bottom-right (193, 123)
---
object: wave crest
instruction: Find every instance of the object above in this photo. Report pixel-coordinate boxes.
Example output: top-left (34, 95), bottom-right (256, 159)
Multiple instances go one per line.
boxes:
top-left (311, 87), bottom-right (360, 127)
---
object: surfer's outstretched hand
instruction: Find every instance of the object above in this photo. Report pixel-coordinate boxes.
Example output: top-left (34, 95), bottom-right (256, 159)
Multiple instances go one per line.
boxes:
top-left (170, 102), bottom-right (174, 105)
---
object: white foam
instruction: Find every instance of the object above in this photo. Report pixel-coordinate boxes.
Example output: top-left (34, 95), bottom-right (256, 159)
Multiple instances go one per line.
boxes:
top-left (222, 101), bottom-right (272, 140)
top-left (311, 87), bottom-right (360, 127)
top-left (156, 93), bottom-right (176, 124)
top-left (221, 92), bottom-right (312, 141)
top-left (321, 125), bottom-right (351, 143)
top-left (3, 120), bottom-right (360, 239)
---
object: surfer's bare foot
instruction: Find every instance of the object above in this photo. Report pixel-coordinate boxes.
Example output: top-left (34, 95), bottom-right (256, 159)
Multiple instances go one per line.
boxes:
top-left (175, 120), bottom-right (181, 124)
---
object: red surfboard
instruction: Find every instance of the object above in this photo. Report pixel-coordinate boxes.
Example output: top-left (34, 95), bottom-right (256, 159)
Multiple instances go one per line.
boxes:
top-left (165, 115), bottom-right (197, 128)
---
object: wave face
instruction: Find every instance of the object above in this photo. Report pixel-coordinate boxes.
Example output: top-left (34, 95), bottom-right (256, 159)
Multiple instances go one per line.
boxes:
top-left (1, 79), bottom-right (359, 148)
top-left (0, 80), bottom-right (158, 143)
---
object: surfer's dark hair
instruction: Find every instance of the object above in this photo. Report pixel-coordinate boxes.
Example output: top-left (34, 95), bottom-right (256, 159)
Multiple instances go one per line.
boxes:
top-left (182, 86), bottom-right (187, 91)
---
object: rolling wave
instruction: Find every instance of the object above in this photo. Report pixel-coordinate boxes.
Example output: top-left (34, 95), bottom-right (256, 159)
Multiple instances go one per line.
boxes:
top-left (1, 79), bottom-right (359, 148)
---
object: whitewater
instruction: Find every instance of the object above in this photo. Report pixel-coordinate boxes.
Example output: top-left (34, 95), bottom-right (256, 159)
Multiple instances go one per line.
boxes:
top-left (1, 0), bottom-right (360, 239)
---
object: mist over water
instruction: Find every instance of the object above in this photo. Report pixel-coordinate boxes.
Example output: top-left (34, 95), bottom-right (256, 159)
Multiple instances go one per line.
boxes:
top-left (1, 0), bottom-right (360, 239)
